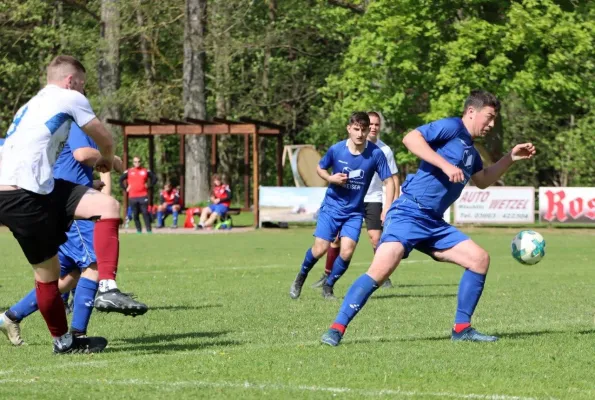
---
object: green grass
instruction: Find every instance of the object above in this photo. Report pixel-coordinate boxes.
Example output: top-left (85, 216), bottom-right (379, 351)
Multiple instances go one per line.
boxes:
top-left (0, 227), bottom-right (594, 399)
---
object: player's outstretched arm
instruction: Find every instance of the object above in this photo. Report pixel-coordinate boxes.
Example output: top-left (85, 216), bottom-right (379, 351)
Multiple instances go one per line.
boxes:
top-left (392, 175), bottom-right (400, 200)
top-left (403, 130), bottom-right (464, 183)
top-left (472, 143), bottom-right (536, 189)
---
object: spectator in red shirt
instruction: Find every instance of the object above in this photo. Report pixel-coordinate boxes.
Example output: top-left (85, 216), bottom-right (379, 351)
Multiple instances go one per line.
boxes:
top-left (156, 182), bottom-right (181, 229)
top-left (196, 174), bottom-right (231, 229)
top-left (119, 156), bottom-right (157, 233)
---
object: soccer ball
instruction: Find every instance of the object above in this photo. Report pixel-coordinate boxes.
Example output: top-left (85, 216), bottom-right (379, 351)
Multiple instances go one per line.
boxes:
top-left (511, 230), bottom-right (546, 265)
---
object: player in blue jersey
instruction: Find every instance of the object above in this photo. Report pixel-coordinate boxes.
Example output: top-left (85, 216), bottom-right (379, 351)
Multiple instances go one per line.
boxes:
top-left (0, 124), bottom-right (148, 346)
top-left (289, 112), bottom-right (395, 300)
top-left (321, 90), bottom-right (536, 346)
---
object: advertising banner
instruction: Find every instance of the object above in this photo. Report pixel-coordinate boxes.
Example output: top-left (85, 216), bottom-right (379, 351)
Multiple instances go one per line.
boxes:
top-left (539, 187), bottom-right (595, 223)
top-left (454, 187), bottom-right (535, 224)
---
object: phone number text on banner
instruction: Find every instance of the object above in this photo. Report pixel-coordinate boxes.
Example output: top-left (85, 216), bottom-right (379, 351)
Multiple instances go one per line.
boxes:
top-left (454, 187), bottom-right (535, 224)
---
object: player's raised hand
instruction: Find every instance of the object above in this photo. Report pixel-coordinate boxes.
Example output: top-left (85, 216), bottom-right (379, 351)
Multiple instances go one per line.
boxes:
top-left (328, 173), bottom-right (348, 186)
top-left (94, 156), bottom-right (114, 173)
top-left (112, 156), bottom-right (124, 173)
top-left (511, 143), bottom-right (536, 161)
top-left (441, 164), bottom-right (465, 183)
top-left (92, 180), bottom-right (106, 191)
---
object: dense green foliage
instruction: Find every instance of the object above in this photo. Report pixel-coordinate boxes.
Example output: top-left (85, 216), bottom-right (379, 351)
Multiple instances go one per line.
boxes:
top-left (1, 0), bottom-right (593, 204)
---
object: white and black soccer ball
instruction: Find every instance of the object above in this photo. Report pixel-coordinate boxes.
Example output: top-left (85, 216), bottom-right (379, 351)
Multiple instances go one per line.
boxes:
top-left (511, 230), bottom-right (546, 265)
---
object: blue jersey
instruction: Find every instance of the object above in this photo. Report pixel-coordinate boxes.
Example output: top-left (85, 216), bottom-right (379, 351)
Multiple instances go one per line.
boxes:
top-left (319, 140), bottom-right (392, 216)
top-left (401, 117), bottom-right (483, 218)
top-left (53, 124), bottom-right (97, 187)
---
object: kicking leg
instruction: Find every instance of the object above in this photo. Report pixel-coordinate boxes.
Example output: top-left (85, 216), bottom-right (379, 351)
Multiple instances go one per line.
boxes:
top-left (321, 241), bottom-right (405, 346)
top-left (74, 192), bottom-right (148, 317)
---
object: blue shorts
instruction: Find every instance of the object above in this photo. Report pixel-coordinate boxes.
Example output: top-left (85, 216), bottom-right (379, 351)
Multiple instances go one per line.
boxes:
top-left (209, 204), bottom-right (229, 215)
top-left (163, 204), bottom-right (179, 214)
top-left (58, 220), bottom-right (97, 277)
top-left (379, 197), bottom-right (469, 259)
top-left (314, 206), bottom-right (363, 243)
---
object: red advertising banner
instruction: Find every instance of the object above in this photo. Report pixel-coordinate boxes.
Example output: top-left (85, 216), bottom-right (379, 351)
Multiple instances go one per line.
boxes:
top-left (539, 187), bottom-right (595, 223)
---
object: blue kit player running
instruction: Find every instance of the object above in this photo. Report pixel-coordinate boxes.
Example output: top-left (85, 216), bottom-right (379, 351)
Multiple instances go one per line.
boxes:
top-left (321, 90), bottom-right (536, 346)
top-left (289, 112), bottom-right (395, 300)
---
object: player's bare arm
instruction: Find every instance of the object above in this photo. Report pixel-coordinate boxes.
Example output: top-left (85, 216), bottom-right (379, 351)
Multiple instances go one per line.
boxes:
top-left (73, 148), bottom-right (123, 173)
top-left (316, 165), bottom-right (347, 186)
top-left (392, 175), bottom-right (400, 200)
top-left (80, 118), bottom-right (114, 171)
top-left (402, 130), bottom-right (465, 183)
top-left (471, 143), bottom-right (536, 189)
top-left (381, 177), bottom-right (395, 222)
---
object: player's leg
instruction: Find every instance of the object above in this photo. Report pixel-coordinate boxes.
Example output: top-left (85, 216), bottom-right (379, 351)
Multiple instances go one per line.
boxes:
top-left (197, 207), bottom-right (212, 229)
top-left (204, 204), bottom-right (226, 228)
top-left (311, 235), bottom-right (339, 289)
top-left (321, 241), bottom-right (406, 346)
top-left (426, 235), bottom-right (496, 342)
top-left (156, 204), bottom-right (166, 228)
top-left (70, 264), bottom-right (99, 337)
top-left (73, 188), bottom-right (148, 316)
top-left (131, 198), bottom-right (142, 233)
top-left (172, 204), bottom-right (181, 228)
top-left (289, 208), bottom-right (339, 299)
top-left (365, 202), bottom-right (394, 289)
top-left (139, 197), bottom-right (152, 233)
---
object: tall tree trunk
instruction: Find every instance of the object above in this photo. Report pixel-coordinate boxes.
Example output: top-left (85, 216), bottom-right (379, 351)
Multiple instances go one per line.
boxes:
top-left (98, 0), bottom-right (121, 196)
top-left (183, 0), bottom-right (209, 204)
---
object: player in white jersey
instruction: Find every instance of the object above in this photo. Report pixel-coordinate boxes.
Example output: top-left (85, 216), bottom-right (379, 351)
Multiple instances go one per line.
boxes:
top-left (313, 111), bottom-right (400, 290)
top-left (0, 55), bottom-right (122, 354)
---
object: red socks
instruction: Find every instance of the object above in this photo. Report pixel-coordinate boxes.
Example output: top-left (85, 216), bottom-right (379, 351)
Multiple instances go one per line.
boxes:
top-left (331, 323), bottom-right (346, 335)
top-left (95, 218), bottom-right (120, 281)
top-left (36, 280), bottom-right (68, 337)
top-left (454, 322), bottom-right (471, 333)
top-left (325, 246), bottom-right (340, 275)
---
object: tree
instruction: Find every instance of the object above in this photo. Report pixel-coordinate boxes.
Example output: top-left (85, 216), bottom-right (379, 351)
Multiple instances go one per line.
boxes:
top-left (183, 0), bottom-right (210, 204)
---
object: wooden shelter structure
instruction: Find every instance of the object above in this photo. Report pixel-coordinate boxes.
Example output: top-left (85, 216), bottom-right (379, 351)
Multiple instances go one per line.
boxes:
top-left (107, 117), bottom-right (285, 228)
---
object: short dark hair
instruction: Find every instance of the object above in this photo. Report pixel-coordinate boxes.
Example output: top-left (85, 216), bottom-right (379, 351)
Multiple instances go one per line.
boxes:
top-left (348, 112), bottom-right (370, 128)
top-left (463, 90), bottom-right (500, 114)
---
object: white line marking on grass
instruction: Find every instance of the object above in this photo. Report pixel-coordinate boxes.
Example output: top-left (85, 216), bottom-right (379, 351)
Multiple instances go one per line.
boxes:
top-left (0, 377), bottom-right (552, 399)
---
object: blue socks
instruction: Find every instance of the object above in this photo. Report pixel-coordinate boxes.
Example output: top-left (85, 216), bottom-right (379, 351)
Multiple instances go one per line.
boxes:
top-left (326, 256), bottom-right (351, 286)
top-left (334, 274), bottom-right (379, 328)
top-left (299, 248), bottom-right (319, 277)
top-left (71, 278), bottom-right (99, 334)
top-left (157, 210), bottom-right (164, 227)
top-left (7, 289), bottom-right (38, 322)
top-left (172, 210), bottom-right (179, 226)
top-left (455, 270), bottom-right (486, 323)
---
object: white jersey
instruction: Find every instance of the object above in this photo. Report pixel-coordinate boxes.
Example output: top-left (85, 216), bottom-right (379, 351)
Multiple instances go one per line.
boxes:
top-left (363, 139), bottom-right (398, 203)
top-left (0, 85), bottom-right (96, 194)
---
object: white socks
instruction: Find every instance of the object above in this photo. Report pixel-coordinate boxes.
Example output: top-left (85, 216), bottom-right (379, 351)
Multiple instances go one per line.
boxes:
top-left (98, 279), bottom-right (118, 293)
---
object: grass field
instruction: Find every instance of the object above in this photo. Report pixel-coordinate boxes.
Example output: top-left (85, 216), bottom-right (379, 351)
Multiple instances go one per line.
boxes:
top-left (0, 227), bottom-right (593, 399)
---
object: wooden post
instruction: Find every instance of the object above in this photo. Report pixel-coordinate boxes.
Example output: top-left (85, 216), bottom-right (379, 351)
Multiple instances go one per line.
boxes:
top-left (252, 132), bottom-right (259, 228)
top-left (122, 132), bottom-right (129, 218)
top-left (211, 134), bottom-right (217, 173)
top-left (179, 134), bottom-right (186, 208)
top-left (244, 133), bottom-right (250, 210)
top-left (276, 133), bottom-right (283, 186)
top-left (148, 134), bottom-right (155, 206)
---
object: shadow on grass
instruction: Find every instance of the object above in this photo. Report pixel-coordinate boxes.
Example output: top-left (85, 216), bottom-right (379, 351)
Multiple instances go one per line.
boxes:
top-left (150, 304), bottom-right (223, 311)
top-left (373, 293), bottom-right (456, 300)
top-left (108, 339), bottom-right (243, 354)
top-left (117, 330), bottom-right (231, 344)
top-left (393, 283), bottom-right (457, 288)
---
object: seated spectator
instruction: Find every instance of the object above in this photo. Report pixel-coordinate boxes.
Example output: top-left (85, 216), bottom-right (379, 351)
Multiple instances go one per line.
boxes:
top-left (156, 182), bottom-right (181, 228)
top-left (196, 174), bottom-right (231, 229)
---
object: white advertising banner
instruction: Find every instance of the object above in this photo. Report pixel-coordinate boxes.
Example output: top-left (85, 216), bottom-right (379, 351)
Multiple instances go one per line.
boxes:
top-left (454, 187), bottom-right (535, 224)
top-left (539, 187), bottom-right (595, 223)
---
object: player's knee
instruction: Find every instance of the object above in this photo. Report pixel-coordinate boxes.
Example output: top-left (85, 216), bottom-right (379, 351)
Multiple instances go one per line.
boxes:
top-left (312, 242), bottom-right (329, 257)
top-left (472, 250), bottom-right (490, 274)
top-left (339, 247), bottom-right (354, 261)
